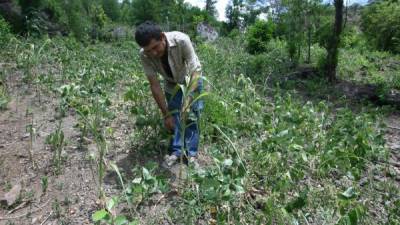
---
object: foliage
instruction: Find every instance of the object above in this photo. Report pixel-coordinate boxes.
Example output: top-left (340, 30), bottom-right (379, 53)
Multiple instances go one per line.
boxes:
top-left (101, 0), bottom-right (120, 21)
top-left (277, 0), bottom-right (306, 64)
top-left (245, 20), bottom-right (276, 54)
top-left (65, 0), bottom-right (90, 40)
top-left (340, 26), bottom-right (368, 50)
top-left (315, 16), bottom-right (333, 50)
top-left (225, 0), bottom-right (244, 32)
top-left (0, 70), bottom-right (8, 110)
top-left (92, 198), bottom-right (139, 225)
top-left (1, 27), bottom-right (397, 224)
top-left (0, 16), bottom-right (12, 47)
top-left (46, 121), bottom-right (65, 174)
top-left (88, 4), bottom-right (109, 40)
top-left (361, 0), bottom-right (400, 53)
top-left (338, 48), bottom-right (400, 90)
top-left (205, 0), bottom-right (218, 19)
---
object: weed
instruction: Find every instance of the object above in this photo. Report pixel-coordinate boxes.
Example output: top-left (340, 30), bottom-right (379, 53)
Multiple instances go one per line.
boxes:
top-left (46, 121), bottom-right (65, 174)
top-left (25, 113), bottom-right (37, 169)
top-left (40, 176), bottom-right (48, 194)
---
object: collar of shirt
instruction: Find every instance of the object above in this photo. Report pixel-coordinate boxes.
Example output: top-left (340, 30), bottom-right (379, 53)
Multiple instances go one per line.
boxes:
top-left (165, 32), bottom-right (177, 48)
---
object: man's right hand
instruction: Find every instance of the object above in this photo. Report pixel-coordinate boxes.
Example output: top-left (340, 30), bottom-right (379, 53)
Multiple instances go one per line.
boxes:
top-left (164, 115), bottom-right (175, 132)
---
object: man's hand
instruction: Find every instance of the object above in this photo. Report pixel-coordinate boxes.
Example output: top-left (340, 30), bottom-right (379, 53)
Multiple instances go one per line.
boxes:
top-left (164, 115), bottom-right (175, 132)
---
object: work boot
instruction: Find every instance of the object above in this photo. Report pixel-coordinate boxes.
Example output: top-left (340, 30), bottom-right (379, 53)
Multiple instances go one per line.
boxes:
top-left (163, 154), bottom-right (178, 168)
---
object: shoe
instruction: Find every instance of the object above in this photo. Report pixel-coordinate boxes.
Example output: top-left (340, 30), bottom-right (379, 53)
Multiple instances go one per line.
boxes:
top-left (163, 154), bottom-right (178, 168)
top-left (188, 156), bottom-right (199, 170)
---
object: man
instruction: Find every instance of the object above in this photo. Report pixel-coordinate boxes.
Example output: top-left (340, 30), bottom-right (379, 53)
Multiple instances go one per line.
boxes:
top-left (134, 21), bottom-right (204, 167)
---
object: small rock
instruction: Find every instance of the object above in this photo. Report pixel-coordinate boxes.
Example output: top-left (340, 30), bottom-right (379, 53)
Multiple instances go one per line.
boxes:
top-left (390, 143), bottom-right (400, 150)
top-left (0, 184), bottom-right (22, 206)
top-left (31, 216), bottom-right (39, 224)
top-left (359, 177), bottom-right (369, 186)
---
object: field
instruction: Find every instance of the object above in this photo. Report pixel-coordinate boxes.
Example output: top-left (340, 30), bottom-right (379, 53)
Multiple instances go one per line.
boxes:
top-left (0, 36), bottom-right (399, 225)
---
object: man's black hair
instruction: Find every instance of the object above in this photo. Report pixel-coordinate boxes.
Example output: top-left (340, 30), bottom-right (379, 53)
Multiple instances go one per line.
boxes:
top-left (135, 21), bottom-right (163, 47)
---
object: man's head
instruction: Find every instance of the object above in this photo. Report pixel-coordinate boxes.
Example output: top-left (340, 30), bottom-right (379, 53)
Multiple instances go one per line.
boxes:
top-left (135, 21), bottom-right (167, 58)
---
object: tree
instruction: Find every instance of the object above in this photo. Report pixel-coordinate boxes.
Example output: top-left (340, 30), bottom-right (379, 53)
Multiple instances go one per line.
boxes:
top-left (65, 0), bottom-right (90, 40)
top-left (120, 0), bottom-right (133, 24)
top-left (242, 0), bottom-right (269, 27)
top-left (131, 0), bottom-right (161, 25)
top-left (361, 0), bottom-right (400, 53)
top-left (205, 0), bottom-right (217, 19)
top-left (324, 0), bottom-right (344, 82)
top-left (225, 0), bottom-right (244, 32)
top-left (280, 0), bottom-right (308, 65)
top-left (304, 0), bottom-right (323, 63)
top-left (18, 0), bottom-right (42, 15)
top-left (246, 19), bottom-right (275, 54)
top-left (101, 0), bottom-right (120, 21)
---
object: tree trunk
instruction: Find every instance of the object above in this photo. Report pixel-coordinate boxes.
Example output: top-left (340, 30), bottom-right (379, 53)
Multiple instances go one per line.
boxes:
top-left (324, 0), bottom-right (344, 82)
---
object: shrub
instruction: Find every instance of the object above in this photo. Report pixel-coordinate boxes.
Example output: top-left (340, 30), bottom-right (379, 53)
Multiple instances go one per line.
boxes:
top-left (245, 20), bottom-right (275, 54)
top-left (0, 16), bottom-right (12, 47)
top-left (245, 39), bottom-right (290, 81)
top-left (361, 0), bottom-right (400, 53)
top-left (341, 26), bottom-right (368, 50)
top-left (65, 0), bottom-right (90, 41)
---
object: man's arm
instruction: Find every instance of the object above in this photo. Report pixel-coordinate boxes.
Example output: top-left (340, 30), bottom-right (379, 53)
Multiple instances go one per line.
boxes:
top-left (147, 75), bottom-right (175, 131)
top-left (148, 75), bottom-right (168, 117)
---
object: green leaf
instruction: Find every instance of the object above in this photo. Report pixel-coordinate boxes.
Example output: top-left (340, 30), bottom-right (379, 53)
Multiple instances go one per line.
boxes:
top-left (128, 220), bottom-right (140, 225)
top-left (277, 129), bottom-right (289, 137)
top-left (222, 188), bottom-right (232, 200)
top-left (142, 167), bottom-right (151, 180)
top-left (285, 191), bottom-right (308, 213)
top-left (106, 197), bottom-right (117, 211)
top-left (348, 208), bottom-right (358, 225)
top-left (223, 159), bottom-right (233, 167)
top-left (340, 187), bottom-right (357, 199)
top-left (132, 177), bottom-right (142, 184)
top-left (92, 209), bottom-right (109, 222)
top-left (291, 144), bottom-right (303, 151)
top-left (115, 215), bottom-right (128, 225)
top-left (301, 152), bottom-right (308, 162)
top-left (233, 184), bottom-right (245, 194)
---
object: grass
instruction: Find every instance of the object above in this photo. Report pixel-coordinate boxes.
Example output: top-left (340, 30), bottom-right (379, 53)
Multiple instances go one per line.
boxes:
top-left (0, 35), bottom-right (399, 224)
top-left (0, 70), bottom-right (9, 110)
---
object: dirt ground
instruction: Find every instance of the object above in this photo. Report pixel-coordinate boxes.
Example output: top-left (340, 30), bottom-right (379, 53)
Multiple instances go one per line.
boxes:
top-left (0, 70), bottom-right (399, 225)
top-left (0, 69), bottom-right (212, 225)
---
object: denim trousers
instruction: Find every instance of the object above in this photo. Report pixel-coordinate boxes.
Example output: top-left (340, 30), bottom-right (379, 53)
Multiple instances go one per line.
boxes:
top-left (165, 80), bottom-right (204, 157)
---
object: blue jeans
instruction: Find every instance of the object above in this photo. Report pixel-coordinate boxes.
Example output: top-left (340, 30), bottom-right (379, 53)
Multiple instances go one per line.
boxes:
top-left (165, 80), bottom-right (204, 157)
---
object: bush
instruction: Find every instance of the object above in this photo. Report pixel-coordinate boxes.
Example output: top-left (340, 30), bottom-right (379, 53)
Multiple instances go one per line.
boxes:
top-left (0, 67), bottom-right (9, 109)
top-left (361, 1), bottom-right (400, 53)
top-left (66, 0), bottom-right (90, 41)
top-left (245, 20), bottom-right (275, 54)
top-left (314, 19), bottom-right (333, 50)
top-left (228, 28), bottom-right (240, 39)
top-left (341, 26), bottom-right (368, 50)
top-left (0, 16), bottom-right (12, 47)
top-left (245, 39), bottom-right (289, 80)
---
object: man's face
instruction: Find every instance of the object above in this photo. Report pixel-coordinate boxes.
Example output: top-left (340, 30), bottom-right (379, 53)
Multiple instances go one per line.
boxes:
top-left (143, 34), bottom-right (166, 58)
